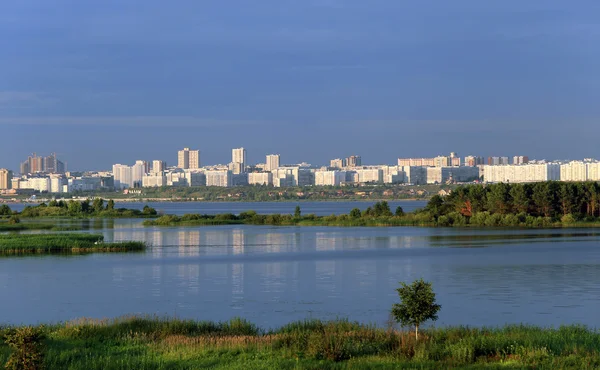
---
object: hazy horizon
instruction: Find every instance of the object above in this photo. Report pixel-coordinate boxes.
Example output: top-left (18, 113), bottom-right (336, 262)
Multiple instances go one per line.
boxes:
top-left (2, 1), bottom-right (599, 171)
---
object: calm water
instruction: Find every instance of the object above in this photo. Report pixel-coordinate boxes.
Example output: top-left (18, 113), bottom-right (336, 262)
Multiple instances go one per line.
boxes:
top-left (1, 201), bottom-right (600, 329)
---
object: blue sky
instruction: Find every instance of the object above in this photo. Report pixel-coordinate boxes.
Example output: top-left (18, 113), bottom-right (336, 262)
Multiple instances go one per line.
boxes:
top-left (1, 0), bottom-right (599, 170)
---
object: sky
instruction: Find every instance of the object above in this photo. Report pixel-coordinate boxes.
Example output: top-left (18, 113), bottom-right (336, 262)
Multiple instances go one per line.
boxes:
top-left (1, 0), bottom-right (599, 171)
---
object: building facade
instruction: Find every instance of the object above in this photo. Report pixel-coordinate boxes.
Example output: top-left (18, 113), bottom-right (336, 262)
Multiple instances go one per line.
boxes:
top-left (0, 169), bottom-right (12, 190)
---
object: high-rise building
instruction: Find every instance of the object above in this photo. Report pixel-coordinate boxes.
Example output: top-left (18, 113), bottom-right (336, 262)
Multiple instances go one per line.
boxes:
top-left (44, 153), bottom-right (65, 173)
top-left (329, 158), bottom-right (346, 169)
top-left (0, 169), bottom-right (12, 190)
top-left (112, 164), bottom-right (133, 189)
top-left (232, 148), bottom-right (247, 172)
top-left (178, 148), bottom-right (200, 169)
top-left (346, 155), bottom-right (361, 167)
top-left (132, 160), bottom-right (148, 187)
top-left (19, 153), bottom-right (65, 174)
top-left (152, 160), bottom-right (167, 173)
top-left (266, 154), bottom-right (280, 171)
top-left (464, 156), bottom-right (485, 167)
top-left (513, 156), bottom-right (529, 165)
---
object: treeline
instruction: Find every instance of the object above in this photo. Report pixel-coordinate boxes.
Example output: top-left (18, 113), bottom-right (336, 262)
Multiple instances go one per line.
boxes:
top-left (9, 200), bottom-right (158, 218)
top-left (143, 202), bottom-right (426, 227)
top-left (423, 181), bottom-right (600, 227)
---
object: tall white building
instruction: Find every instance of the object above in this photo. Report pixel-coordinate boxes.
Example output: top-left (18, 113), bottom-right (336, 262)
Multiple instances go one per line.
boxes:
top-left (178, 148), bottom-right (200, 169)
top-left (112, 164), bottom-right (133, 189)
top-left (152, 160), bottom-right (166, 174)
top-left (0, 169), bottom-right (12, 190)
top-left (132, 160), bottom-right (148, 188)
top-left (265, 154), bottom-right (280, 171)
top-left (232, 148), bottom-right (247, 173)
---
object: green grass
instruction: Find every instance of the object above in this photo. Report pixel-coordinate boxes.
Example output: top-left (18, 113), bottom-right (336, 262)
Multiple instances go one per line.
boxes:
top-left (0, 233), bottom-right (146, 254)
top-left (0, 223), bottom-right (55, 232)
top-left (1, 317), bottom-right (599, 369)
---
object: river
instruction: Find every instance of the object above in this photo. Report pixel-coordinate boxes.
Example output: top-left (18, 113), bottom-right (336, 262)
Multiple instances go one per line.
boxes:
top-left (1, 201), bottom-right (599, 329)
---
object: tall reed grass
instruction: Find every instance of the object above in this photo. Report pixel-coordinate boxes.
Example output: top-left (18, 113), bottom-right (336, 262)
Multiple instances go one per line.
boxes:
top-left (1, 316), bottom-right (599, 369)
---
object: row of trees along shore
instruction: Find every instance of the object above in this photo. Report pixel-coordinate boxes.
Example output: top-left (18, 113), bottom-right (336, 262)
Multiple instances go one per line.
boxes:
top-left (425, 181), bottom-right (600, 227)
top-left (0, 199), bottom-right (157, 218)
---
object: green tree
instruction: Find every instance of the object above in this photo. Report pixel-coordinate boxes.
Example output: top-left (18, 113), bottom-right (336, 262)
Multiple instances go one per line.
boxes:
top-left (67, 200), bottom-right (82, 215)
top-left (395, 206), bottom-right (404, 217)
top-left (349, 208), bottom-right (361, 218)
top-left (487, 183), bottom-right (511, 214)
top-left (424, 195), bottom-right (445, 219)
top-left (373, 201), bottom-right (392, 217)
top-left (80, 199), bottom-right (91, 214)
top-left (92, 198), bottom-right (105, 213)
top-left (467, 185), bottom-right (487, 214)
top-left (559, 183), bottom-right (578, 216)
top-left (106, 199), bottom-right (115, 211)
top-left (532, 182), bottom-right (558, 217)
top-left (142, 205), bottom-right (157, 216)
top-left (48, 200), bottom-right (58, 207)
top-left (509, 183), bottom-right (530, 214)
top-left (0, 204), bottom-right (11, 216)
top-left (391, 279), bottom-right (441, 340)
top-left (294, 205), bottom-right (302, 218)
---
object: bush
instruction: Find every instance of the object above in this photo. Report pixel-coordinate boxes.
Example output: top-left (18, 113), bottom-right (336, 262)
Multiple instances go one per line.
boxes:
top-left (561, 214), bottom-right (576, 224)
top-left (8, 215), bottom-right (20, 225)
top-left (4, 326), bottom-right (46, 370)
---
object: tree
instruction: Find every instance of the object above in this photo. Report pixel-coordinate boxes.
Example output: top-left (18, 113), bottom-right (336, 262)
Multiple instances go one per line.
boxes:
top-left (509, 183), bottom-right (529, 214)
top-left (67, 200), bottom-right (82, 215)
top-left (0, 204), bottom-right (11, 216)
top-left (391, 279), bottom-right (441, 340)
top-left (142, 205), bottom-right (157, 216)
top-left (395, 206), bottom-right (404, 217)
top-left (294, 205), bottom-right (302, 218)
top-left (92, 198), bottom-right (105, 213)
top-left (80, 199), bottom-right (91, 214)
top-left (373, 201), bottom-right (392, 217)
top-left (349, 208), bottom-right (361, 218)
top-left (106, 199), bottom-right (115, 211)
top-left (487, 183), bottom-right (511, 214)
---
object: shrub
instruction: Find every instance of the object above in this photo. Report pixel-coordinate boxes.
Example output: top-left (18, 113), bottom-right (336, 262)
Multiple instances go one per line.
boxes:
top-left (561, 214), bottom-right (576, 224)
top-left (4, 326), bottom-right (46, 370)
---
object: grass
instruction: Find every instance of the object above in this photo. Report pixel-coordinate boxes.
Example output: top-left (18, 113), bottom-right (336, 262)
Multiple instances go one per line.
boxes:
top-left (0, 317), bottom-right (599, 369)
top-left (0, 223), bottom-right (55, 232)
top-left (0, 233), bottom-right (146, 254)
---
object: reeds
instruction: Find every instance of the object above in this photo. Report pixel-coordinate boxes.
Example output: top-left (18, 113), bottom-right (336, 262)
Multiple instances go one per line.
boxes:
top-left (1, 316), bottom-right (599, 368)
top-left (0, 234), bottom-right (146, 254)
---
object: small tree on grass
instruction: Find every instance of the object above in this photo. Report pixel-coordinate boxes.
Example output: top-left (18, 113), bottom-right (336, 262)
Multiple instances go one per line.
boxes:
top-left (392, 278), bottom-right (441, 340)
top-left (294, 205), bottom-right (302, 218)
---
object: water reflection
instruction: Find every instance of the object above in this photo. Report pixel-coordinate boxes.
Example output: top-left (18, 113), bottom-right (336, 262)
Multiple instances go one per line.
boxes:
top-left (1, 220), bottom-right (600, 329)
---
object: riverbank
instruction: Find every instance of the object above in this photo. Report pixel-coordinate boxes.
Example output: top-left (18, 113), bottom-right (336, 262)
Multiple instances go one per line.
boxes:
top-left (0, 316), bottom-right (598, 369)
top-left (0, 234), bottom-right (146, 254)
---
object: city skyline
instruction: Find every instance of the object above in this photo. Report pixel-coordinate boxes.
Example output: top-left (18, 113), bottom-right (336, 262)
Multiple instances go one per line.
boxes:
top-left (2, 1), bottom-right (600, 169)
top-left (2, 147), bottom-right (598, 174)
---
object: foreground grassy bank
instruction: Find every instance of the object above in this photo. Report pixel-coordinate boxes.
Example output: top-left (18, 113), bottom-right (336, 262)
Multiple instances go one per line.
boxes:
top-left (1, 316), bottom-right (599, 369)
top-left (0, 233), bottom-right (146, 254)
